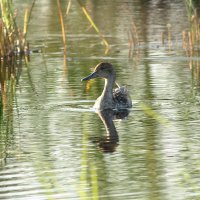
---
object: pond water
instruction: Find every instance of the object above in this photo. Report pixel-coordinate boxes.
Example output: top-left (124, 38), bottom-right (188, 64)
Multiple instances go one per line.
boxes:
top-left (1, 1), bottom-right (200, 200)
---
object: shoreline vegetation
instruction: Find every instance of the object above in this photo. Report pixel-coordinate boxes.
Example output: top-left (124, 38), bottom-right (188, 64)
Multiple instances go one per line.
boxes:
top-left (1, 1), bottom-right (200, 61)
top-left (0, 0), bottom-right (30, 61)
top-left (0, 0), bottom-right (30, 112)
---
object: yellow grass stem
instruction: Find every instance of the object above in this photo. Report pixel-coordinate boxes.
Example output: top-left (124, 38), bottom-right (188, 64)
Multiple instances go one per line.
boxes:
top-left (131, 17), bottom-right (139, 47)
top-left (57, 0), bottom-right (67, 54)
top-left (23, 7), bottom-right (29, 38)
top-left (77, 0), bottom-right (109, 53)
top-left (167, 24), bottom-right (172, 50)
top-left (188, 32), bottom-right (193, 52)
top-left (24, 0), bottom-right (36, 40)
top-left (66, 0), bottom-right (72, 16)
top-left (57, 0), bottom-right (68, 77)
top-left (0, 1), bottom-right (31, 58)
top-left (0, 0), bottom-right (16, 33)
top-left (128, 30), bottom-right (134, 59)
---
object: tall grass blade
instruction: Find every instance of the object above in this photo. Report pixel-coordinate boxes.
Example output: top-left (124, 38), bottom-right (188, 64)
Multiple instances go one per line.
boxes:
top-left (77, 0), bottom-right (109, 53)
top-left (66, 0), bottom-right (72, 16)
top-left (23, 7), bottom-right (29, 38)
top-left (57, 0), bottom-right (67, 55)
top-left (0, 0), bottom-right (30, 58)
top-left (57, 0), bottom-right (68, 76)
top-left (23, 0), bottom-right (36, 40)
top-left (0, 0), bottom-right (17, 33)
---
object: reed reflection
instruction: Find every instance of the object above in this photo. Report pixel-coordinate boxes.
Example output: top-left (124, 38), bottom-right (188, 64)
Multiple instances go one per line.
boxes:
top-left (0, 59), bottom-right (22, 163)
top-left (94, 108), bottom-right (130, 153)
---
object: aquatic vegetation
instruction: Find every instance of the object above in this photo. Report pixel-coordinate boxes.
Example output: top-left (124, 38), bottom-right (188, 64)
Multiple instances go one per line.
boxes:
top-left (182, 0), bottom-right (200, 55)
top-left (0, 1), bottom-right (30, 159)
top-left (181, 0), bottom-right (200, 83)
top-left (127, 17), bottom-right (140, 59)
top-left (0, 60), bottom-right (21, 162)
top-left (66, 0), bottom-right (72, 15)
top-left (60, 0), bottom-right (110, 54)
top-left (0, 1), bottom-right (33, 149)
top-left (23, 0), bottom-right (36, 39)
top-left (182, 15), bottom-right (200, 56)
top-left (76, 0), bottom-right (109, 54)
top-left (0, 0), bottom-right (29, 59)
top-left (122, 3), bottom-right (141, 61)
top-left (161, 24), bottom-right (174, 51)
top-left (0, 59), bottom-right (21, 110)
top-left (57, 0), bottom-right (67, 55)
top-left (57, 0), bottom-right (68, 75)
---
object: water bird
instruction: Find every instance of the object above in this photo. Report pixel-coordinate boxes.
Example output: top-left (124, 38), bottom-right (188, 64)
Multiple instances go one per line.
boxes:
top-left (81, 62), bottom-right (132, 110)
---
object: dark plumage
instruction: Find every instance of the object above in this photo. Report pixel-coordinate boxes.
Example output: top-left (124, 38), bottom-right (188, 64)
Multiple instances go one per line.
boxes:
top-left (82, 62), bottom-right (132, 110)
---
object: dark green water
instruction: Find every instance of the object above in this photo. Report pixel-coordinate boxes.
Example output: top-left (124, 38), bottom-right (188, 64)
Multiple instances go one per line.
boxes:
top-left (1, 1), bottom-right (200, 200)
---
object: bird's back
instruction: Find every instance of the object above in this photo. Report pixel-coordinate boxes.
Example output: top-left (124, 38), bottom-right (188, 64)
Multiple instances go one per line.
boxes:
top-left (113, 86), bottom-right (132, 109)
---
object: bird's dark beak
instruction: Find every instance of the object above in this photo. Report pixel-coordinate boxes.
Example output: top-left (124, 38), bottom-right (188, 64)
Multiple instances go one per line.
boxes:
top-left (81, 71), bottom-right (98, 81)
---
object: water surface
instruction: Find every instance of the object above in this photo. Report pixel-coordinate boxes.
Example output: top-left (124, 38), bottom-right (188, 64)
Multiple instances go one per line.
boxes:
top-left (1, 1), bottom-right (200, 200)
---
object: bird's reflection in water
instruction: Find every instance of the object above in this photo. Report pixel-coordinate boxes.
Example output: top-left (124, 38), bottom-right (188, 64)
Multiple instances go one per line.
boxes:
top-left (93, 109), bottom-right (130, 153)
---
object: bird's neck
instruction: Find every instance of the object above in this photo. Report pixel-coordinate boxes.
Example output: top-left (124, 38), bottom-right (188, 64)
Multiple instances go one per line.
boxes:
top-left (93, 74), bottom-right (116, 110)
top-left (101, 75), bottom-right (115, 102)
